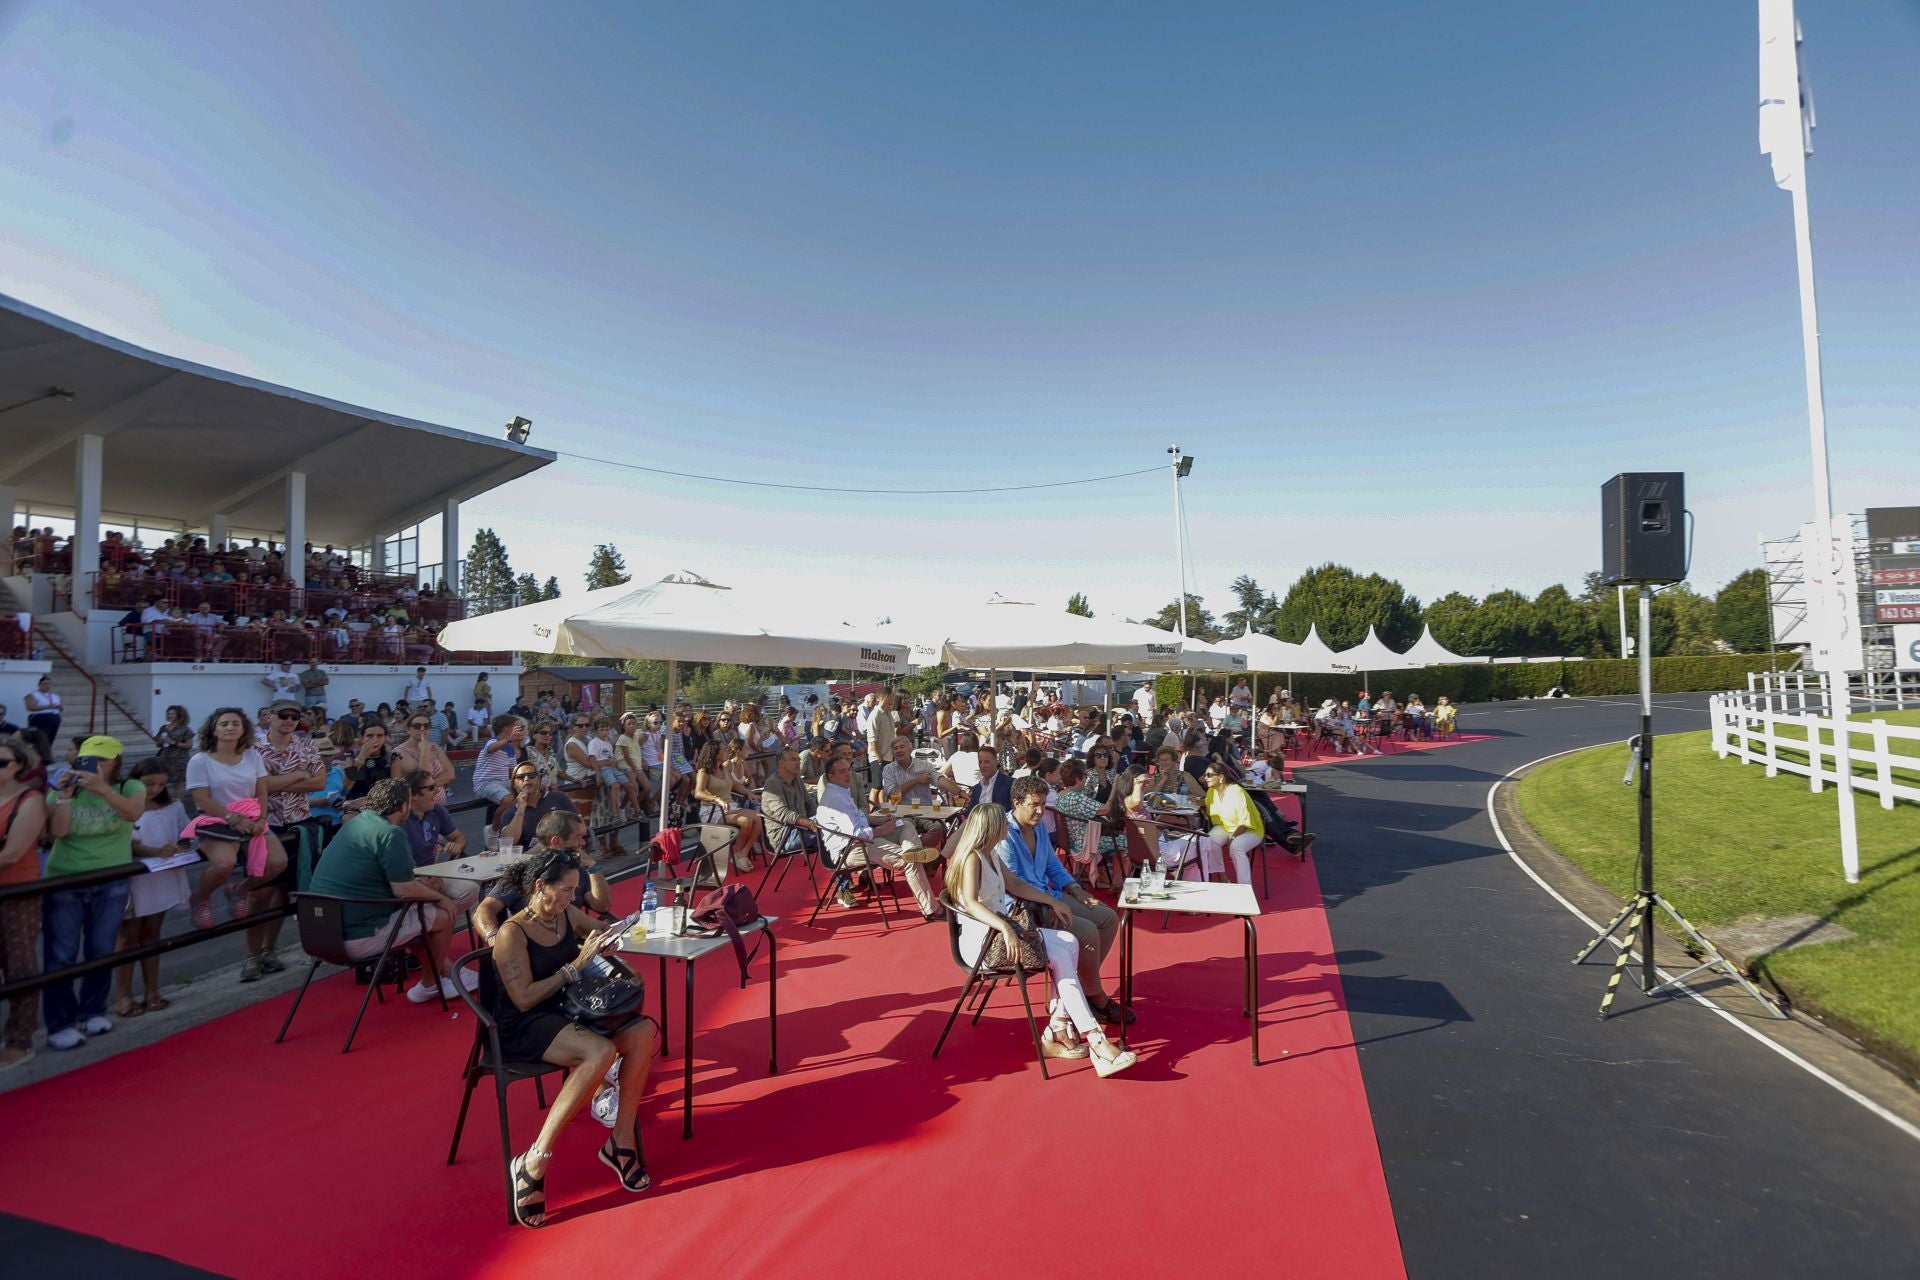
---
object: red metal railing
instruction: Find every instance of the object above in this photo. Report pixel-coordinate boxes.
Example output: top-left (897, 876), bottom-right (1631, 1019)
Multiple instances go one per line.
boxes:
top-left (88, 572), bottom-right (466, 623)
top-left (0, 614), bottom-right (31, 660)
top-left (111, 624), bottom-right (508, 668)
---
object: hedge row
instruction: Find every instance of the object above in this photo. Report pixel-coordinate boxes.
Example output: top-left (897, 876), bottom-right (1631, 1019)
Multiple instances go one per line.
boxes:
top-left (1155, 652), bottom-right (1793, 710)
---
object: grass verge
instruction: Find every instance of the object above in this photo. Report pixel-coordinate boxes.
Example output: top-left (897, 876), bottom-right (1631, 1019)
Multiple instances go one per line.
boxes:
top-left (1517, 729), bottom-right (1920, 1066)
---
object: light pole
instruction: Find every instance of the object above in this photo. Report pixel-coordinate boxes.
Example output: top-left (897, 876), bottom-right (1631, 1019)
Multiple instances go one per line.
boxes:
top-left (1168, 444), bottom-right (1193, 637)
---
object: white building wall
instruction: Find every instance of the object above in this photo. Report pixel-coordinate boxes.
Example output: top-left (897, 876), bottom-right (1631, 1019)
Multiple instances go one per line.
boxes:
top-left (100, 662), bottom-right (517, 731)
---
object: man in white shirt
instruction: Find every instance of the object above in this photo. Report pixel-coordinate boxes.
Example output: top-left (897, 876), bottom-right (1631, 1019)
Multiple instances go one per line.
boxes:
top-left (404, 666), bottom-right (434, 706)
top-left (1229, 678), bottom-right (1253, 710)
top-left (1132, 681), bottom-right (1156, 726)
top-left (261, 661), bottom-right (301, 702)
top-left (993, 685), bottom-right (1012, 715)
top-left (816, 756), bottom-right (941, 919)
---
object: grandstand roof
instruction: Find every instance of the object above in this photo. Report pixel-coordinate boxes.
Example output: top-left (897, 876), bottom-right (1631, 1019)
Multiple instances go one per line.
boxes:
top-left (0, 293), bottom-right (555, 543)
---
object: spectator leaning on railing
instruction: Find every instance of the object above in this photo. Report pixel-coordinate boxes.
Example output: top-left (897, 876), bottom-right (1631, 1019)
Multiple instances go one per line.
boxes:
top-left (0, 736), bottom-right (51, 1069)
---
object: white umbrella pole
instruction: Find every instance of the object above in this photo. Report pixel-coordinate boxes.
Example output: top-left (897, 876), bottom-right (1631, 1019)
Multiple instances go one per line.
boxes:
top-left (657, 658), bottom-right (678, 839)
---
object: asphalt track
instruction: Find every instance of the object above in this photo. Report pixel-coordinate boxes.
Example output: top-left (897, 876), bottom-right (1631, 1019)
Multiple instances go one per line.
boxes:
top-left (7, 695), bottom-right (1920, 1278)
top-left (1316, 694), bottom-right (1920, 1278)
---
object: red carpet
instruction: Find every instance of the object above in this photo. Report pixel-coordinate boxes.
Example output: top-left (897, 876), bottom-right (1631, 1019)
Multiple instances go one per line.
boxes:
top-left (1286, 732), bottom-right (1493, 771)
top-left (0, 851), bottom-right (1405, 1279)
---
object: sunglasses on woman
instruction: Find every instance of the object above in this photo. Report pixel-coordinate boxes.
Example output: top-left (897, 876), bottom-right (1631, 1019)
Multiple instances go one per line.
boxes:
top-left (0, 755), bottom-right (19, 769)
top-left (409, 721), bottom-right (429, 729)
top-left (513, 771), bottom-right (540, 781)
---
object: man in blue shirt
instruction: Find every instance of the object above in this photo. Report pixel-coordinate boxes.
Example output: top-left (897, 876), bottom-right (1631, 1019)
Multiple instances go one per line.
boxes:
top-left (401, 771), bottom-right (479, 916)
top-left (995, 776), bottom-right (1130, 1026)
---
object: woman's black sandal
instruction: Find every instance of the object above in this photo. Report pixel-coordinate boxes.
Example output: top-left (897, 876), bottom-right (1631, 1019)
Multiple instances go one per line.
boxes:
top-left (599, 1134), bottom-right (651, 1193)
top-left (510, 1152), bottom-right (548, 1227)
top-left (1092, 997), bottom-right (1137, 1026)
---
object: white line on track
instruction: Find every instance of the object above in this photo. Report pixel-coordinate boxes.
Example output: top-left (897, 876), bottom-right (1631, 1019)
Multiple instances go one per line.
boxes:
top-left (1485, 745), bottom-right (1920, 1145)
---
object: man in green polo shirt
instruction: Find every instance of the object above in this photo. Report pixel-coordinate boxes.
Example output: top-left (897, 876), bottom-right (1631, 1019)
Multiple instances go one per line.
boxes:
top-left (307, 777), bottom-right (474, 1003)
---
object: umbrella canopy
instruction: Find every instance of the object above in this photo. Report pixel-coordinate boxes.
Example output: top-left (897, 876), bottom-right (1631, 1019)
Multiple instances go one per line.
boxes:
top-left (1399, 623), bottom-right (1490, 665)
top-left (930, 601), bottom-right (1190, 675)
top-left (1335, 626), bottom-right (1417, 674)
top-left (1290, 624), bottom-right (1358, 675)
top-left (1222, 627), bottom-right (1310, 674)
top-left (437, 571), bottom-right (909, 673)
top-left (1172, 634), bottom-right (1248, 673)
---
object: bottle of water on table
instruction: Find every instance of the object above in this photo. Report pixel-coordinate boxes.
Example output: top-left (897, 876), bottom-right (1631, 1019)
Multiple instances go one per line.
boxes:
top-left (641, 881), bottom-right (659, 933)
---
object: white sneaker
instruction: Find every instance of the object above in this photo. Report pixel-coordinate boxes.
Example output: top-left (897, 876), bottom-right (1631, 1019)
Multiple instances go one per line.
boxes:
top-left (83, 1016), bottom-right (113, 1036)
top-left (438, 969), bottom-right (480, 998)
top-left (406, 980), bottom-right (442, 1004)
top-left (48, 1027), bottom-right (86, 1051)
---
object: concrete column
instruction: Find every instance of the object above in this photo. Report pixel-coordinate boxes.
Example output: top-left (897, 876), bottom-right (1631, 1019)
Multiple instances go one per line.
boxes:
top-left (73, 434), bottom-right (103, 618)
top-left (210, 513), bottom-right (230, 554)
top-left (370, 537), bottom-right (387, 574)
top-left (442, 498), bottom-right (461, 594)
top-left (285, 471), bottom-right (307, 589)
top-left (0, 484), bottom-right (15, 533)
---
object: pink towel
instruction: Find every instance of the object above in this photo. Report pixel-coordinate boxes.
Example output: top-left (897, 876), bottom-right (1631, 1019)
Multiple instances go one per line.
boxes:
top-left (182, 797), bottom-right (274, 878)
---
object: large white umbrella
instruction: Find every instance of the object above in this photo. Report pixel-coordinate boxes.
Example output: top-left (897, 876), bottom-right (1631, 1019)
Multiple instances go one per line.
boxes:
top-left (1399, 623), bottom-right (1489, 665)
top-left (1291, 624), bottom-right (1357, 676)
top-left (933, 600), bottom-right (1189, 675)
top-left (439, 571), bottom-right (909, 835)
top-left (1335, 625), bottom-right (1419, 695)
top-left (1221, 627), bottom-right (1311, 717)
top-left (1173, 634), bottom-right (1248, 674)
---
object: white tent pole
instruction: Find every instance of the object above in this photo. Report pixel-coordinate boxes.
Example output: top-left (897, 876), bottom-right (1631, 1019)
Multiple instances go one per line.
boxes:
top-left (658, 658), bottom-right (678, 839)
top-left (1104, 665), bottom-right (1114, 721)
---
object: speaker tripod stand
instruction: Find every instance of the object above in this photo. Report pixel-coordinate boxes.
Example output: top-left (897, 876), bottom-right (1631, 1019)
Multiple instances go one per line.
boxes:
top-left (1573, 585), bottom-right (1784, 1020)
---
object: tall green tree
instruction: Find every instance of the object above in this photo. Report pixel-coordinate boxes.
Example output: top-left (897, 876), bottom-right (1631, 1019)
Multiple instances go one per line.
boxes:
top-left (513, 571), bottom-right (543, 606)
top-left (1272, 563), bottom-right (1422, 650)
top-left (584, 544), bottom-right (630, 590)
top-left (1532, 584), bottom-right (1600, 657)
top-left (1423, 592), bottom-right (1483, 654)
top-left (463, 528), bottom-right (516, 614)
top-left (1221, 574), bottom-right (1278, 637)
top-left (1065, 593), bottom-right (1094, 617)
top-left (1714, 568), bottom-right (1771, 652)
top-left (1146, 594), bottom-right (1219, 641)
top-left (541, 575), bottom-right (561, 600)
top-left (1654, 583), bottom-right (1719, 655)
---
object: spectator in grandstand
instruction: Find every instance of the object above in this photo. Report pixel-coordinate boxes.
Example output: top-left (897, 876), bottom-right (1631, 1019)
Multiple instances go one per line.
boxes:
top-left (24, 675), bottom-right (61, 745)
top-left (340, 720), bottom-right (395, 801)
top-left (589, 716), bottom-right (640, 818)
top-left (472, 713), bottom-right (526, 806)
top-left (185, 709), bottom-right (288, 941)
top-left (405, 666), bottom-right (434, 707)
top-left (251, 702), bottom-right (327, 979)
top-left (43, 735), bottom-right (145, 1050)
top-left (0, 736), bottom-right (50, 1068)
top-left (523, 720), bottom-right (563, 792)
top-left (472, 673), bottom-right (492, 712)
top-left (300, 659), bottom-right (329, 708)
top-left (154, 704), bottom-right (194, 790)
top-left (495, 760), bottom-right (578, 847)
top-left (115, 756), bottom-right (188, 1016)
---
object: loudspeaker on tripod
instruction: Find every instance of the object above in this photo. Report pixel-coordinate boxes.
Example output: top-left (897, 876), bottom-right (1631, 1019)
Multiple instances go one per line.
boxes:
top-left (1600, 472), bottom-right (1685, 586)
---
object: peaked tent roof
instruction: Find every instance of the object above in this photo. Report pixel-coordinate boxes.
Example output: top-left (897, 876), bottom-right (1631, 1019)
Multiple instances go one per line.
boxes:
top-left (1399, 623), bottom-right (1490, 665)
top-left (931, 601), bottom-right (1190, 675)
top-left (1221, 628), bottom-right (1310, 674)
top-left (1289, 624), bottom-right (1357, 675)
top-left (1335, 626), bottom-right (1418, 674)
top-left (1172, 634), bottom-right (1248, 673)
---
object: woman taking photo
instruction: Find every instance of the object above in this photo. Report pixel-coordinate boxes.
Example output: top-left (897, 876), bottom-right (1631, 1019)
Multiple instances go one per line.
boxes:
top-left (692, 742), bottom-right (761, 874)
top-left (946, 804), bottom-right (1136, 1078)
top-left (492, 849), bottom-right (659, 1227)
top-left (42, 734), bottom-right (145, 1050)
top-left (392, 710), bottom-right (455, 789)
top-left (0, 736), bottom-right (50, 1068)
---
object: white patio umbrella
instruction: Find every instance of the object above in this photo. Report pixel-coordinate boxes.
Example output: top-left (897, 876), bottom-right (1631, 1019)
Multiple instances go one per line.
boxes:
top-left (438, 571), bottom-right (909, 836)
top-left (1399, 623), bottom-right (1490, 665)
top-left (1335, 626), bottom-right (1419, 694)
top-left (1291, 624), bottom-right (1357, 676)
top-left (1221, 627), bottom-right (1312, 716)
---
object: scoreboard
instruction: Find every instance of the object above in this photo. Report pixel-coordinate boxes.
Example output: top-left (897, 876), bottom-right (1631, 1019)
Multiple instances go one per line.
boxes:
top-left (1868, 507), bottom-right (1920, 624)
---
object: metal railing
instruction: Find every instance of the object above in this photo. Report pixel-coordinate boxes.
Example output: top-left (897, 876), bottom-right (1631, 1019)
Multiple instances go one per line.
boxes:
top-left (109, 623), bottom-right (510, 668)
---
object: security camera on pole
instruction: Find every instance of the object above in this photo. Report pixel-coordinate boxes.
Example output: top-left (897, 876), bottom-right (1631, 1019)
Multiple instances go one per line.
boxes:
top-left (1575, 474), bottom-right (1782, 1020)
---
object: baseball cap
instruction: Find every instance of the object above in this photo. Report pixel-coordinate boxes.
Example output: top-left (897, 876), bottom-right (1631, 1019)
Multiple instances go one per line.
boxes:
top-left (79, 734), bottom-right (125, 760)
top-left (270, 699), bottom-right (303, 714)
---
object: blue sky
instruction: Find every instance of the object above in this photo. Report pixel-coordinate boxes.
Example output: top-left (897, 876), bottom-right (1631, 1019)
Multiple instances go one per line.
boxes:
top-left (3, 1), bottom-right (1917, 624)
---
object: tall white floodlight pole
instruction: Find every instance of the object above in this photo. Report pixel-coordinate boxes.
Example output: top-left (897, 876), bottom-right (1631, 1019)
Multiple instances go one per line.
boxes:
top-left (1169, 444), bottom-right (1192, 638)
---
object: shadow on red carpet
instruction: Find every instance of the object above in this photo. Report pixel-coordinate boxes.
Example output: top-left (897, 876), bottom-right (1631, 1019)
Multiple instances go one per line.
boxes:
top-left (0, 842), bottom-right (1406, 1280)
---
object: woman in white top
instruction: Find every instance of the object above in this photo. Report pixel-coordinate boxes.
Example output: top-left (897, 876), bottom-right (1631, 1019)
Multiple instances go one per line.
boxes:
top-left (185, 707), bottom-right (286, 931)
top-left (947, 804), bottom-right (1136, 1078)
top-left (25, 675), bottom-right (62, 744)
top-left (117, 756), bottom-right (189, 1016)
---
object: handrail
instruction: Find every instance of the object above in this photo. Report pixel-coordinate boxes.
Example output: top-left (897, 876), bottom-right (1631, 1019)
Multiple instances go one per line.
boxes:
top-left (32, 618), bottom-right (156, 745)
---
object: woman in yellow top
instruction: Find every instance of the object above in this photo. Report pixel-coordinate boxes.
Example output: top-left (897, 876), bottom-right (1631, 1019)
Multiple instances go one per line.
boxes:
top-left (1200, 758), bottom-right (1264, 885)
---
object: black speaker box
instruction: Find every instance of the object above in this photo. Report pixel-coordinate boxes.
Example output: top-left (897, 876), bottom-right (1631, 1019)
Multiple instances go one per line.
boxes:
top-left (1601, 472), bottom-right (1685, 585)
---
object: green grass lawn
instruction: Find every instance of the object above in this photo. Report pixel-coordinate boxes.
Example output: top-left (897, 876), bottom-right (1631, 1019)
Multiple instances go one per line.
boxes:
top-left (1517, 729), bottom-right (1920, 1062)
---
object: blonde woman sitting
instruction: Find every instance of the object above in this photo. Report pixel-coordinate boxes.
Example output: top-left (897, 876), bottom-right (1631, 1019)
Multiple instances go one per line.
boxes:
top-left (947, 803), bottom-right (1137, 1078)
top-left (692, 742), bottom-right (762, 873)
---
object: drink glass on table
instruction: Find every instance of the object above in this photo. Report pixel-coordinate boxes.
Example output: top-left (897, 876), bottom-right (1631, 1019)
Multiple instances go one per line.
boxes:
top-left (1160, 847), bottom-right (1183, 888)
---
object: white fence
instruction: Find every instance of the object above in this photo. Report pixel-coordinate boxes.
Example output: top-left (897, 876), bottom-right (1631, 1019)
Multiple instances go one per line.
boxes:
top-left (1710, 686), bottom-right (1920, 883)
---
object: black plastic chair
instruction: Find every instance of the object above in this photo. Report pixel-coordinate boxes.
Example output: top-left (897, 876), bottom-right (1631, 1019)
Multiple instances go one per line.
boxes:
top-left (931, 892), bottom-right (1055, 1079)
top-left (275, 893), bottom-right (446, 1053)
top-left (806, 834), bottom-right (896, 929)
top-left (444, 948), bottom-right (572, 1225)
top-left (757, 824), bottom-right (820, 898)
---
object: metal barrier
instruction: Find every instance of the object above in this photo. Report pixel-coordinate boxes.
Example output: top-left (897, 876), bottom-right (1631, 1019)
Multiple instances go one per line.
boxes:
top-left (0, 791), bottom-right (657, 1005)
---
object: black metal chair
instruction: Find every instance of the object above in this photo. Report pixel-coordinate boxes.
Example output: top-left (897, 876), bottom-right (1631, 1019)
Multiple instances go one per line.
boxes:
top-left (805, 833), bottom-right (897, 929)
top-left (1124, 817), bottom-right (1206, 928)
top-left (931, 892), bottom-right (1055, 1079)
top-left (275, 893), bottom-right (446, 1053)
top-left (757, 824), bottom-right (821, 898)
top-left (444, 948), bottom-right (570, 1226)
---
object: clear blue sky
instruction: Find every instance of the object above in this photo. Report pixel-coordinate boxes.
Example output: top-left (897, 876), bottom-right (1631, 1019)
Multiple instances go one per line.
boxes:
top-left (3, 1), bottom-right (1917, 625)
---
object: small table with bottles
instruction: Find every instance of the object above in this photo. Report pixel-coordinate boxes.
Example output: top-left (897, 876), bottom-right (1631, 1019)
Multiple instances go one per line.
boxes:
top-left (614, 904), bottom-right (778, 1139)
top-left (1115, 875), bottom-right (1265, 1066)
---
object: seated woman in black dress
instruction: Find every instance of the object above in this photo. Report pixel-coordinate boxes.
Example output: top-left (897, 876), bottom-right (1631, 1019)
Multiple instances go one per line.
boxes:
top-left (491, 849), bottom-right (659, 1228)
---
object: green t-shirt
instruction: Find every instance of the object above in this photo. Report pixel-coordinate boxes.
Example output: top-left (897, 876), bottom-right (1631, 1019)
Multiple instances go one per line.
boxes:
top-left (47, 779), bottom-right (143, 874)
top-left (308, 810), bottom-right (417, 938)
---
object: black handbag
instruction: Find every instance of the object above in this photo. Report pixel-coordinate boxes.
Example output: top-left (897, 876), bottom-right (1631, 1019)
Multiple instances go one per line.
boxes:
top-left (561, 952), bottom-right (647, 1036)
top-left (980, 899), bottom-right (1048, 973)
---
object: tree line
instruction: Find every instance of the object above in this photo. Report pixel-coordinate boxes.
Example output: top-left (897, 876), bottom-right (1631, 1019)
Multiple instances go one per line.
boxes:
top-left (1080, 563), bottom-right (1771, 659)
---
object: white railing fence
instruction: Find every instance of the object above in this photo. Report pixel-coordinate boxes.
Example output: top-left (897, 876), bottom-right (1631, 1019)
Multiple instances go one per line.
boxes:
top-left (1710, 686), bottom-right (1920, 883)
